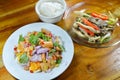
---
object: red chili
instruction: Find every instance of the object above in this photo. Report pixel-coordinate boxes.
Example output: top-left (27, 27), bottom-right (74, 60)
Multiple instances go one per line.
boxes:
top-left (29, 50), bottom-right (33, 56)
top-left (48, 33), bottom-right (52, 37)
top-left (82, 18), bottom-right (100, 30)
top-left (14, 47), bottom-right (17, 51)
top-left (30, 70), bottom-right (33, 73)
top-left (41, 41), bottom-right (44, 45)
top-left (91, 12), bottom-right (108, 20)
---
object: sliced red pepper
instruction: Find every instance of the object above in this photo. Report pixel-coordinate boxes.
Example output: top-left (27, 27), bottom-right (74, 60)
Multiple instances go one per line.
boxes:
top-left (91, 12), bottom-right (108, 20)
top-left (82, 18), bottom-right (100, 30)
top-left (48, 33), bottom-right (52, 38)
top-left (78, 24), bottom-right (94, 36)
top-left (40, 39), bottom-right (45, 45)
top-left (14, 46), bottom-right (17, 51)
top-left (29, 50), bottom-right (33, 56)
top-left (30, 70), bottom-right (33, 73)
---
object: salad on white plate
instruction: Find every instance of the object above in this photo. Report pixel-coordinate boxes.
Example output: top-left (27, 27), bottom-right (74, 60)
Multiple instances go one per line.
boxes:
top-left (2, 23), bottom-right (74, 80)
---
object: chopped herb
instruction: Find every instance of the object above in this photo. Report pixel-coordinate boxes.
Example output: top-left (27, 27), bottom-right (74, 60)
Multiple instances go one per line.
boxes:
top-left (58, 45), bottom-right (65, 51)
top-left (54, 42), bottom-right (65, 51)
top-left (37, 32), bottom-right (43, 37)
top-left (56, 59), bottom-right (62, 64)
top-left (53, 42), bottom-right (59, 47)
top-left (48, 49), bottom-right (56, 56)
top-left (29, 34), bottom-right (39, 45)
top-left (19, 53), bottom-right (29, 64)
top-left (18, 35), bottom-right (25, 43)
top-left (37, 32), bottom-right (50, 41)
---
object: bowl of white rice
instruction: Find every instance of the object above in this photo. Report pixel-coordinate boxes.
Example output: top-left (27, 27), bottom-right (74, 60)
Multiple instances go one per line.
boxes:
top-left (35, 0), bottom-right (66, 23)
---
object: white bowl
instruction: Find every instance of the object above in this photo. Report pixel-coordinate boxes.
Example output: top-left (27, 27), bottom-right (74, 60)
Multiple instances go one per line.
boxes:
top-left (35, 0), bottom-right (67, 23)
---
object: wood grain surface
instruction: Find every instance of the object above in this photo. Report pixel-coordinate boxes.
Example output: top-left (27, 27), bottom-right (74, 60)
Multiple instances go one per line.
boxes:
top-left (0, 0), bottom-right (120, 80)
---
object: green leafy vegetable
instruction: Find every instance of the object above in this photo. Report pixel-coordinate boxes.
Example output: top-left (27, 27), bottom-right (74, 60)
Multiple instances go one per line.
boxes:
top-left (53, 42), bottom-right (59, 47)
top-left (48, 49), bottom-right (56, 56)
top-left (29, 32), bottom-right (51, 45)
top-left (37, 32), bottom-right (50, 41)
top-left (100, 37), bottom-right (111, 43)
top-left (19, 53), bottom-right (29, 64)
top-left (54, 42), bottom-right (65, 51)
top-left (18, 35), bottom-right (25, 43)
top-left (37, 32), bottom-right (43, 37)
top-left (29, 34), bottom-right (39, 45)
top-left (56, 59), bottom-right (62, 64)
top-left (59, 45), bottom-right (65, 51)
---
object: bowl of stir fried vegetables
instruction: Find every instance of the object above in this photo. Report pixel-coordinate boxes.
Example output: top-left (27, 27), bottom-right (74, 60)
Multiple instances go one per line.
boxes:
top-left (63, 2), bottom-right (120, 48)
top-left (64, 10), bottom-right (120, 47)
top-left (70, 11), bottom-right (119, 47)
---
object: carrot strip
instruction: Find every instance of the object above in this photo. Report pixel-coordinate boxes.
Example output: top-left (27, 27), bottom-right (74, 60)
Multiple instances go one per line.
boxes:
top-left (78, 24), bottom-right (94, 36)
top-left (91, 12), bottom-right (108, 20)
top-left (82, 18), bottom-right (100, 30)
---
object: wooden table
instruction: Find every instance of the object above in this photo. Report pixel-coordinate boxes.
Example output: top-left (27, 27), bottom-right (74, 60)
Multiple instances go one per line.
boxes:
top-left (1, 0), bottom-right (120, 80)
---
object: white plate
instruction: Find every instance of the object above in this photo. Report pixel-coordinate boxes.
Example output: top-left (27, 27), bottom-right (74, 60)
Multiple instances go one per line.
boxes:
top-left (2, 22), bottom-right (74, 80)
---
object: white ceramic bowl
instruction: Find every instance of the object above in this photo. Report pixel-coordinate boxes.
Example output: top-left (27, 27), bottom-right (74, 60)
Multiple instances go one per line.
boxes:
top-left (35, 0), bottom-right (67, 23)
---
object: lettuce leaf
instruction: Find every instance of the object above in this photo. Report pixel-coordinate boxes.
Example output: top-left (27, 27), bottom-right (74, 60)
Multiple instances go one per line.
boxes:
top-left (19, 53), bottom-right (29, 64)
top-left (29, 34), bottom-right (39, 45)
top-left (18, 35), bottom-right (24, 43)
